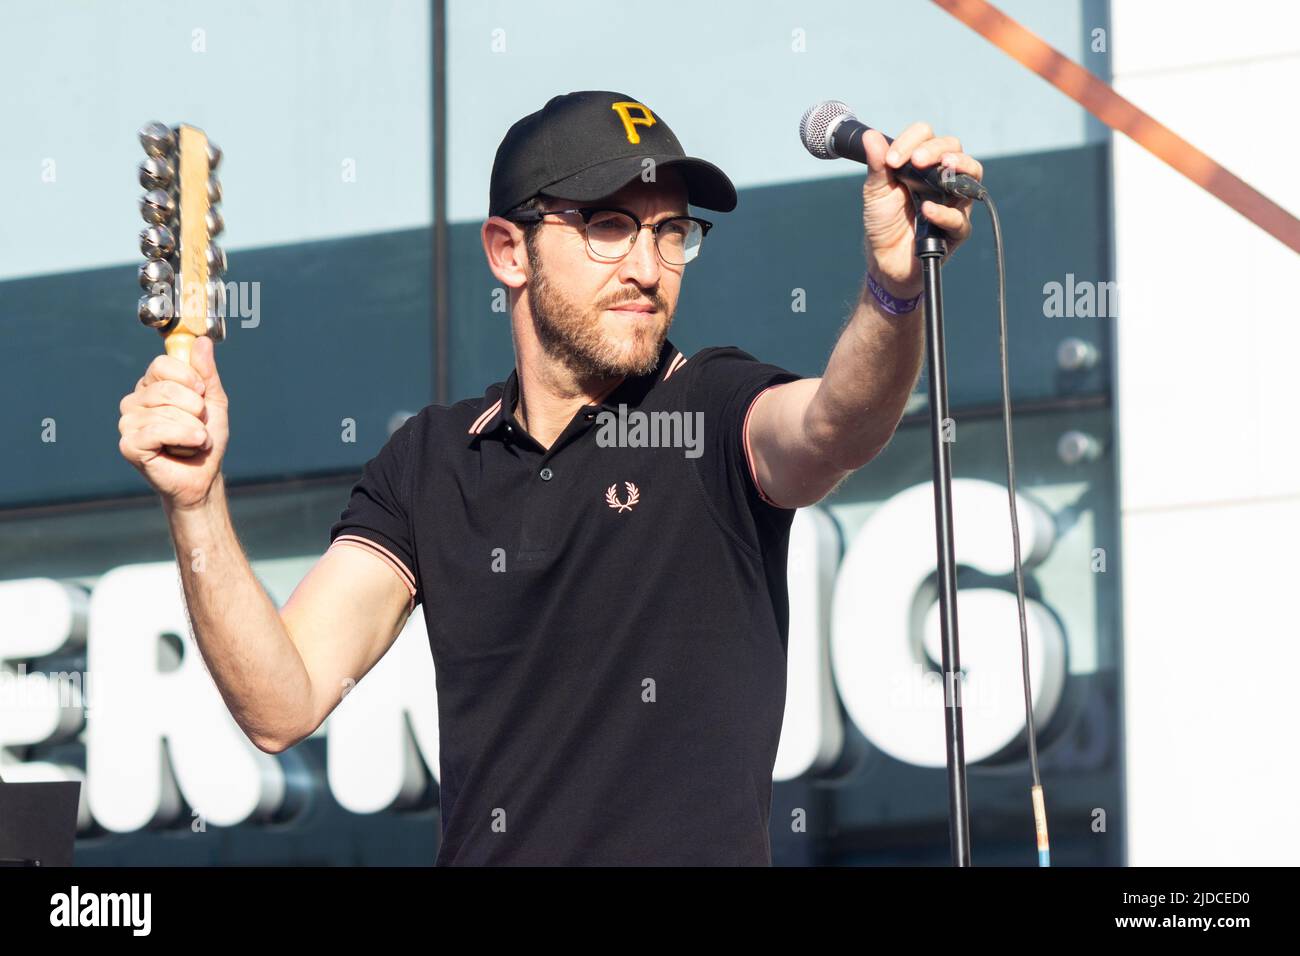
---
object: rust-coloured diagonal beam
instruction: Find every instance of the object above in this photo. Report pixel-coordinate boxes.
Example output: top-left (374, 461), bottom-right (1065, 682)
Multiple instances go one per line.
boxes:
top-left (933, 0), bottom-right (1300, 254)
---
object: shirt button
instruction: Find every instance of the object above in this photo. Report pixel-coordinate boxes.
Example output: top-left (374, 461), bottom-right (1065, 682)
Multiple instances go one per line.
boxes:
top-left (539, 467), bottom-right (553, 481)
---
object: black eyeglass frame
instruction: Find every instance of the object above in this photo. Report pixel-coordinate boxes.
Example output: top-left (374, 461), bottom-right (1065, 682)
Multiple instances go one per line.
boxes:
top-left (502, 205), bottom-right (714, 265)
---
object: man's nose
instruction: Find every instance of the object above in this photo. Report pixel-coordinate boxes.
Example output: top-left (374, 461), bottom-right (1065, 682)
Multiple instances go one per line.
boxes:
top-left (617, 224), bottom-right (662, 284)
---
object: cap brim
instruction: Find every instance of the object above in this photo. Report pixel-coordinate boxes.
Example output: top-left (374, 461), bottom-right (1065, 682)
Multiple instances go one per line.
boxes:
top-left (539, 154), bottom-right (737, 213)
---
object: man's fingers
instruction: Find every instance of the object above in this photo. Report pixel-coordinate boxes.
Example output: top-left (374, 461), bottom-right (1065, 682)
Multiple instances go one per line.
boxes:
top-left (130, 419), bottom-right (208, 453)
top-left (142, 353), bottom-right (206, 395)
top-left (921, 199), bottom-right (972, 239)
top-left (939, 151), bottom-right (984, 182)
top-left (861, 128), bottom-right (892, 172)
top-left (188, 335), bottom-right (229, 403)
top-left (121, 404), bottom-right (206, 437)
top-left (884, 121), bottom-right (936, 168)
top-left (909, 136), bottom-right (963, 168)
top-left (136, 379), bottom-right (207, 418)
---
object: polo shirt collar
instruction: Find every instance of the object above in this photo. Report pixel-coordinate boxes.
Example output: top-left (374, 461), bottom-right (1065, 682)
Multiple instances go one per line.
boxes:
top-left (467, 336), bottom-right (679, 444)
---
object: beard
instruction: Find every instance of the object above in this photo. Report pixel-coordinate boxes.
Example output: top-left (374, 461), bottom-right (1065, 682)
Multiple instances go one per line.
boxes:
top-left (525, 239), bottom-right (672, 380)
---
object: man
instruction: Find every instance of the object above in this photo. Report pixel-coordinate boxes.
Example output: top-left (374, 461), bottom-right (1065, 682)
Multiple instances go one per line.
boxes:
top-left (117, 90), bottom-right (982, 865)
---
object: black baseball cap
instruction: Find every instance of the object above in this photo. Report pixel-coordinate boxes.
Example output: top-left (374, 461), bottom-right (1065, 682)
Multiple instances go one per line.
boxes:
top-left (489, 90), bottom-right (737, 218)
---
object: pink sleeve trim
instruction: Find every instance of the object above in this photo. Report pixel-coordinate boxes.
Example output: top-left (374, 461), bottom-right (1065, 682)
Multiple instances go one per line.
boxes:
top-left (329, 536), bottom-right (418, 612)
top-left (742, 384), bottom-right (787, 508)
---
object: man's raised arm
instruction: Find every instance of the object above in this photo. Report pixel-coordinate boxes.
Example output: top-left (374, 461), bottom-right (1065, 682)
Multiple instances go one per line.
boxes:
top-left (118, 337), bottom-right (413, 754)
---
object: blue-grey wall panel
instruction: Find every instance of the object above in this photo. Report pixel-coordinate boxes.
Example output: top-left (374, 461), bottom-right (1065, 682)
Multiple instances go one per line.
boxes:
top-left (0, 230), bottom-right (432, 508)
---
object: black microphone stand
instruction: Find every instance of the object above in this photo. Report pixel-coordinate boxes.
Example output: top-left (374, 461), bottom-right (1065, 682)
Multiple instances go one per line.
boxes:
top-left (913, 189), bottom-right (972, 867)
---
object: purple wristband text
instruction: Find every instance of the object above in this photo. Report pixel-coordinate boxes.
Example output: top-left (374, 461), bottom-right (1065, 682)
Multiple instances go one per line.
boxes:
top-left (866, 271), bottom-right (921, 316)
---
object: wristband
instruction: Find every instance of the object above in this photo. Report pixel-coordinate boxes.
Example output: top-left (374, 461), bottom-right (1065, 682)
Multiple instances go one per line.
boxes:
top-left (866, 271), bottom-right (921, 316)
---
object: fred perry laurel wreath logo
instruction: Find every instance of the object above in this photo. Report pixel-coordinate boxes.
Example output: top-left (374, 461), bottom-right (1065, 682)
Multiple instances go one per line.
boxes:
top-left (605, 481), bottom-right (640, 512)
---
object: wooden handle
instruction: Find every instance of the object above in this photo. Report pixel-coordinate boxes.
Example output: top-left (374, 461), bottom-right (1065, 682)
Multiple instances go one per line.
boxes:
top-left (164, 328), bottom-right (195, 366)
top-left (162, 332), bottom-right (198, 458)
top-left (160, 124), bottom-right (213, 461)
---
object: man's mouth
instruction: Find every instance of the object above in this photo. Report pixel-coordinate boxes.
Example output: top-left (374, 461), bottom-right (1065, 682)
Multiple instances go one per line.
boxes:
top-left (607, 303), bottom-right (656, 315)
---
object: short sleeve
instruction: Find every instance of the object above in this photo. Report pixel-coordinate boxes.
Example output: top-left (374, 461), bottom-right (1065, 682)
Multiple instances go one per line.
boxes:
top-left (327, 418), bottom-right (421, 611)
top-left (683, 346), bottom-right (806, 545)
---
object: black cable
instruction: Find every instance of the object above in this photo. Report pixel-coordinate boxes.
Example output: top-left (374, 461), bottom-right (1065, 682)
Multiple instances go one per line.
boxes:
top-left (979, 193), bottom-right (1051, 866)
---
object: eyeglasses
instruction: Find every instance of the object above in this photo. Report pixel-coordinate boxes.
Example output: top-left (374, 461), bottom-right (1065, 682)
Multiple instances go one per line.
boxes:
top-left (503, 206), bottom-right (713, 266)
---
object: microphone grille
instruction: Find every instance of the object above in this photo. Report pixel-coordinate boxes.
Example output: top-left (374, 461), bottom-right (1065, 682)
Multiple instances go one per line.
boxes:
top-left (799, 100), bottom-right (855, 159)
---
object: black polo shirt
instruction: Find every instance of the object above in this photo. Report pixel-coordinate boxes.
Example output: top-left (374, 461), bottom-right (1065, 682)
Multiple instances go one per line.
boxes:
top-left (328, 335), bottom-right (805, 865)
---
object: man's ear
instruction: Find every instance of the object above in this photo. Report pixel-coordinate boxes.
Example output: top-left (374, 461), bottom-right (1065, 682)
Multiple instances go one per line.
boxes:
top-left (482, 216), bottom-right (529, 292)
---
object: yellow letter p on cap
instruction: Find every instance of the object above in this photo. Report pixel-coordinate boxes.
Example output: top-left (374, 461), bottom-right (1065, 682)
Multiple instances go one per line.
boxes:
top-left (611, 101), bottom-right (656, 144)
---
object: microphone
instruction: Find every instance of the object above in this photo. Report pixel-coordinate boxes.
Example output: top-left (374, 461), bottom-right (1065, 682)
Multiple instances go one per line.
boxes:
top-left (800, 100), bottom-right (987, 200)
